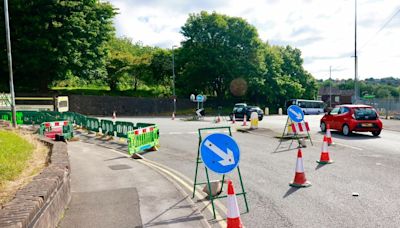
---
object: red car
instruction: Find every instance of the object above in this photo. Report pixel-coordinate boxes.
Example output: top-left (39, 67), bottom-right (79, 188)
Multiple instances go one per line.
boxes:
top-left (320, 104), bottom-right (383, 136)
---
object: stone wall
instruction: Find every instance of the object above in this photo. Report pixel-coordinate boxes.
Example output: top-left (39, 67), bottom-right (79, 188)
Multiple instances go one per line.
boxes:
top-left (0, 139), bottom-right (70, 228)
top-left (69, 95), bottom-right (195, 116)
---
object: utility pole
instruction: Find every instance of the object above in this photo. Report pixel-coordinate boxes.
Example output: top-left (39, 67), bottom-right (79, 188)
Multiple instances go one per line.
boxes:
top-left (354, 0), bottom-right (359, 104)
top-left (329, 66), bottom-right (332, 108)
top-left (4, 0), bottom-right (17, 128)
top-left (172, 45), bottom-right (177, 118)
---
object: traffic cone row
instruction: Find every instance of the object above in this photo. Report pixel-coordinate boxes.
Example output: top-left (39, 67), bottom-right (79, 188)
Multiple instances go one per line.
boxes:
top-left (289, 128), bottom-right (335, 188)
top-left (317, 135), bottom-right (334, 164)
top-left (242, 114), bottom-right (247, 126)
top-left (226, 180), bottom-right (243, 228)
top-left (326, 124), bottom-right (333, 145)
top-left (290, 149), bottom-right (311, 187)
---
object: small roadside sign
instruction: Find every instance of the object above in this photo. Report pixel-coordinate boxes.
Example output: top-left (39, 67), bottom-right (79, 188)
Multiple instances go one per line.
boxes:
top-left (196, 94), bottom-right (204, 102)
top-left (200, 133), bottom-right (240, 174)
top-left (287, 105), bottom-right (304, 123)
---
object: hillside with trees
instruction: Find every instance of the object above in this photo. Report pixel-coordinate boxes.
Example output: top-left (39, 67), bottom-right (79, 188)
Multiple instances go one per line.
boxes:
top-left (2, 2), bottom-right (318, 109)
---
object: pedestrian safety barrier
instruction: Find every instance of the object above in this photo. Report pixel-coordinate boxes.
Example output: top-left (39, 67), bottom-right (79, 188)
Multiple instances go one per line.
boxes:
top-left (39, 121), bottom-right (74, 140)
top-left (101, 119), bottom-right (115, 136)
top-left (0, 110), bottom-right (160, 153)
top-left (127, 126), bottom-right (159, 155)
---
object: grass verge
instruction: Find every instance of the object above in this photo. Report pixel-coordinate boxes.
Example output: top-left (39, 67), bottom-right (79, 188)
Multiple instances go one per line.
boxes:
top-left (0, 130), bottom-right (48, 207)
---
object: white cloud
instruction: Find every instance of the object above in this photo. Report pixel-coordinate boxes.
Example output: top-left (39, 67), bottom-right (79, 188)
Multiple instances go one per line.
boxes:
top-left (107, 0), bottom-right (400, 80)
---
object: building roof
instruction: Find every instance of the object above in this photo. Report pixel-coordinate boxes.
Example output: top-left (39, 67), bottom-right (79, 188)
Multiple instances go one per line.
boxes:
top-left (318, 87), bottom-right (354, 96)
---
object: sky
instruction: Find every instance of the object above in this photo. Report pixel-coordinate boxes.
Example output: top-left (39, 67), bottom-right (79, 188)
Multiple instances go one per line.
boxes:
top-left (107, 0), bottom-right (400, 80)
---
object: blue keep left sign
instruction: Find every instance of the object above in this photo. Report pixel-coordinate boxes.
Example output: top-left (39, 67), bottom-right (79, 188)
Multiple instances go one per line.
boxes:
top-left (287, 105), bottom-right (304, 123)
top-left (200, 133), bottom-right (240, 174)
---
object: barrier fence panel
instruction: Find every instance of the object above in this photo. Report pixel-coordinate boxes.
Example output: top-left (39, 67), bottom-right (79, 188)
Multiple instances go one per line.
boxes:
top-left (101, 119), bottom-right (115, 136)
top-left (39, 121), bottom-right (73, 140)
top-left (85, 117), bottom-right (100, 132)
top-left (136, 122), bottom-right (153, 128)
top-left (127, 125), bottom-right (159, 155)
top-left (115, 121), bottom-right (135, 138)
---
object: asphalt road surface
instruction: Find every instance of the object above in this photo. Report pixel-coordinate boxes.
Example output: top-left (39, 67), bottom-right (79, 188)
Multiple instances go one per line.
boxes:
top-left (98, 115), bottom-right (400, 227)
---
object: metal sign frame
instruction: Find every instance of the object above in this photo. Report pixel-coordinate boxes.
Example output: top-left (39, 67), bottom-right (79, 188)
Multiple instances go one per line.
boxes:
top-left (275, 116), bottom-right (313, 152)
top-left (192, 126), bottom-right (249, 219)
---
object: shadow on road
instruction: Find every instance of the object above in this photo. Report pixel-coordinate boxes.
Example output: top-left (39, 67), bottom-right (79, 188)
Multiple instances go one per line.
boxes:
top-left (283, 187), bottom-right (300, 198)
top-left (316, 131), bottom-right (381, 140)
top-left (315, 163), bottom-right (327, 170)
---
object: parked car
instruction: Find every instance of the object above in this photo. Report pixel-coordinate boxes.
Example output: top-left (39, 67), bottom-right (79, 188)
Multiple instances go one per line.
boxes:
top-left (320, 104), bottom-right (382, 136)
top-left (230, 104), bottom-right (264, 121)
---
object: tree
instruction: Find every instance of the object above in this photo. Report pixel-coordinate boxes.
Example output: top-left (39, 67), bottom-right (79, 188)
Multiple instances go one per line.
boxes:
top-left (0, 0), bottom-right (116, 92)
top-left (177, 11), bottom-right (263, 101)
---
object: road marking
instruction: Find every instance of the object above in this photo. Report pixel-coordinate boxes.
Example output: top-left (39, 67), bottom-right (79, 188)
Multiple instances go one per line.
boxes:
top-left (106, 148), bottom-right (226, 228)
top-left (313, 139), bottom-right (363, 151)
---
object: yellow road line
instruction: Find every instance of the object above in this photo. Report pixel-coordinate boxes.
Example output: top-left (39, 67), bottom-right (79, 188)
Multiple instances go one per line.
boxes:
top-left (107, 149), bottom-right (226, 227)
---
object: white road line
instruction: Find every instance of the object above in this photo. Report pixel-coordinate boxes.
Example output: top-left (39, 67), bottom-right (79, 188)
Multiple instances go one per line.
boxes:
top-left (313, 139), bottom-right (363, 151)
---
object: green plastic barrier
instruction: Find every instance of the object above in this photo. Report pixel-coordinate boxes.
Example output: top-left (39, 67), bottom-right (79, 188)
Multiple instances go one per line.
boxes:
top-left (101, 119), bottom-right (115, 136)
top-left (0, 111), bottom-right (23, 124)
top-left (39, 120), bottom-right (74, 140)
top-left (61, 112), bottom-right (76, 124)
top-left (115, 121), bottom-right (135, 138)
top-left (85, 117), bottom-right (100, 132)
top-left (127, 125), bottom-right (159, 155)
top-left (75, 113), bottom-right (87, 127)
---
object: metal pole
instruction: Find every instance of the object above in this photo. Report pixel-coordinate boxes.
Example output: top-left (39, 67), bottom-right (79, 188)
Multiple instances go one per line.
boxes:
top-left (4, 0), bottom-right (17, 128)
top-left (172, 45), bottom-right (177, 118)
top-left (354, 0), bottom-right (359, 104)
top-left (329, 66), bottom-right (332, 108)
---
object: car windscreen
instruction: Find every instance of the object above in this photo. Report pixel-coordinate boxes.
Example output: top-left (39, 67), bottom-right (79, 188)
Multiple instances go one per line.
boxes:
top-left (353, 107), bottom-right (378, 120)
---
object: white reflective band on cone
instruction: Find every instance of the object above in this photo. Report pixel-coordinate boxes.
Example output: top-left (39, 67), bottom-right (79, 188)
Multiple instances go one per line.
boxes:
top-left (227, 195), bottom-right (240, 218)
top-left (296, 157), bottom-right (304, 173)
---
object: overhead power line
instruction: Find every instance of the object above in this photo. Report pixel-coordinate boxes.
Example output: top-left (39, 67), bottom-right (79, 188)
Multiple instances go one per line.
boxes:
top-left (359, 7), bottom-right (400, 52)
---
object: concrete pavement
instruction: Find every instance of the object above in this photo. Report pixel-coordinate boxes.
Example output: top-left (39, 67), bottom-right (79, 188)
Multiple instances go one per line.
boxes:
top-left (59, 141), bottom-right (209, 228)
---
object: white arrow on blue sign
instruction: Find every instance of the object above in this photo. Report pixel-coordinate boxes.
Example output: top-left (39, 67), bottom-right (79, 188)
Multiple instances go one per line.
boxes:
top-left (200, 133), bottom-right (240, 174)
top-left (287, 105), bottom-right (304, 123)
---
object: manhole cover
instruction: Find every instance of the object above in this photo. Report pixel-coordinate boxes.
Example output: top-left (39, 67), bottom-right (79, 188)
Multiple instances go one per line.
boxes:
top-left (108, 164), bottom-right (132, 170)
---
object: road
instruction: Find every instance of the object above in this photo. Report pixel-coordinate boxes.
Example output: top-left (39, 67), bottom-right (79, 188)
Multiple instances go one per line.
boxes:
top-left (93, 115), bottom-right (400, 227)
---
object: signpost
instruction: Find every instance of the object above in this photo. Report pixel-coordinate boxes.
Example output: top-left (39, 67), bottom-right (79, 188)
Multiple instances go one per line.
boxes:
top-left (275, 105), bottom-right (312, 152)
top-left (287, 105), bottom-right (304, 123)
top-left (190, 94), bottom-right (207, 119)
top-left (193, 127), bottom-right (248, 219)
top-left (200, 133), bottom-right (240, 174)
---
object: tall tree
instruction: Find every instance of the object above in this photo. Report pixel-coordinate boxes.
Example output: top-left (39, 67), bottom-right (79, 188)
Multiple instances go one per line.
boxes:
top-left (0, 0), bottom-right (116, 92)
top-left (177, 11), bottom-right (263, 101)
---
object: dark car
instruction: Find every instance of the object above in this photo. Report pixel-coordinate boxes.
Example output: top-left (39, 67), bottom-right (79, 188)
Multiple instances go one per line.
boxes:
top-left (230, 105), bottom-right (264, 121)
top-left (320, 104), bottom-right (383, 136)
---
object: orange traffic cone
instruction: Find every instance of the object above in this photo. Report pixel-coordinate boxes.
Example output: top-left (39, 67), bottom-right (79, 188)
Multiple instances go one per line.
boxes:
top-left (232, 115), bottom-right (236, 124)
top-left (226, 180), bottom-right (243, 228)
top-left (317, 135), bottom-right (334, 164)
top-left (242, 114), bottom-right (247, 126)
top-left (172, 112), bottom-right (175, 120)
top-left (326, 124), bottom-right (333, 145)
top-left (290, 149), bottom-right (311, 188)
top-left (112, 111), bottom-right (116, 120)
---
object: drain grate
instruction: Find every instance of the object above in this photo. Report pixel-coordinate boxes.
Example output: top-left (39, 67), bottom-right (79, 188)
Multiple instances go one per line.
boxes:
top-left (108, 164), bottom-right (132, 170)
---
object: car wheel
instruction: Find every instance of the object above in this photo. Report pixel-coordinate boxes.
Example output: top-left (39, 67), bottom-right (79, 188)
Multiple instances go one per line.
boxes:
top-left (372, 130), bottom-right (381, 136)
top-left (342, 124), bottom-right (351, 136)
top-left (320, 122), bottom-right (326, 132)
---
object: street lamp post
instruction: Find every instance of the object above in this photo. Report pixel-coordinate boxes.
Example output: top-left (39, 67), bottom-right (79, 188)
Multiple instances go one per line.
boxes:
top-left (172, 45), bottom-right (177, 119)
top-left (329, 66), bottom-right (332, 108)
top-left (3, 0), bottom-right (17, 128)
